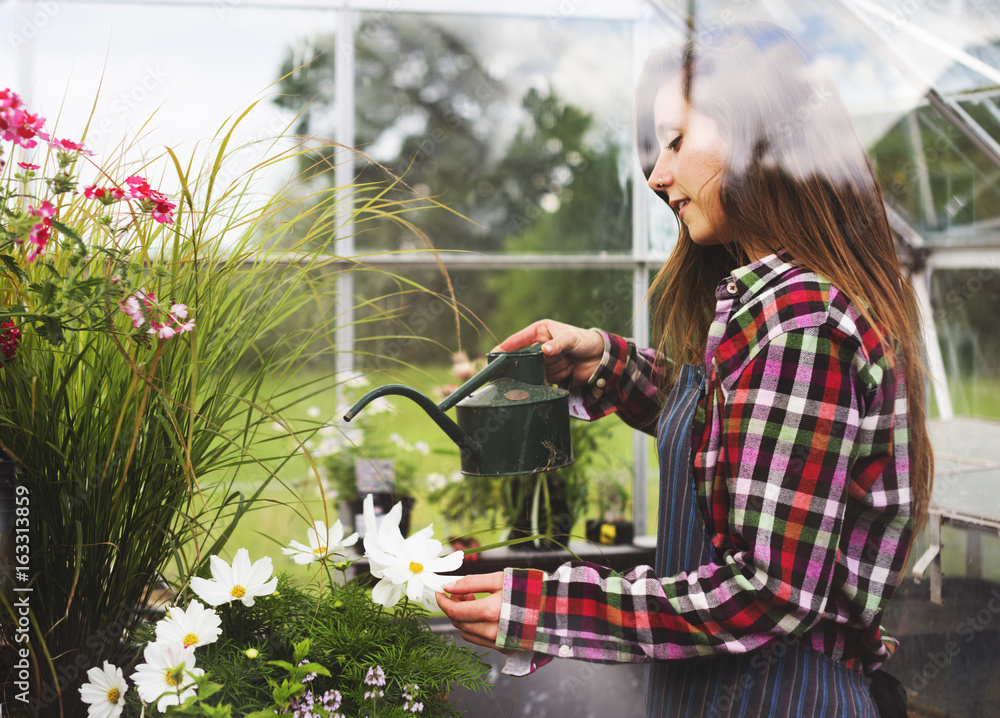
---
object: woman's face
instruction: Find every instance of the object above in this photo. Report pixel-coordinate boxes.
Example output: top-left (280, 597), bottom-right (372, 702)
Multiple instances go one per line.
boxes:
top-left (648, 78), bottom-right (732, 247)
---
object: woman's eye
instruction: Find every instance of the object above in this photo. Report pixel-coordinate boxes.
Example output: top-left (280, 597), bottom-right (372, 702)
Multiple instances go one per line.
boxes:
top-left (666, 135), bottom-right (682, 152)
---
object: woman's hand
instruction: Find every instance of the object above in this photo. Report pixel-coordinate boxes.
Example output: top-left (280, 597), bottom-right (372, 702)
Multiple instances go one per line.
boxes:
top-left (435, 572), bottom-right (511, 653)
top-left (495, 319), bottom-right (605, 387)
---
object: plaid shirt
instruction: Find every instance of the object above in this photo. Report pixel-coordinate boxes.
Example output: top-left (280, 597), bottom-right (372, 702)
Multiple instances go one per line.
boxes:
top-left (498, 252), bottom-right (913, 673)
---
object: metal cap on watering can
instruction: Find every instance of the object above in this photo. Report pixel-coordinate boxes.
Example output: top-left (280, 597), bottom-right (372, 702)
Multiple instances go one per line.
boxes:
top-left (343, 345), bottom-right (573, 476)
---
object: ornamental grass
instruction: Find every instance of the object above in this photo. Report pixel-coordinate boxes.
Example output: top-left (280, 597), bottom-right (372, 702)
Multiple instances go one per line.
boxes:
top-left (0, 88), bottom-right (486, 717)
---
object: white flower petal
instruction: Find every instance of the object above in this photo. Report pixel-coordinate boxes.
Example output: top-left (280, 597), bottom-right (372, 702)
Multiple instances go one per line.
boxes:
top-left (371, 578), bottom-right (404, 608)
top-left (230, 548), bottom-right (253, 584)
top-left (427, 549), bottom-right (465, 574)
top-left (208, 553), bottom-right (234, 585)
top-left (189, 577), bottom-right (231, 606)
top-left (307, 523), bottom-right (325, 550)
top-left (405, 574), bottom-right (426, 603)
top-left (382, 564), bottom-right (413, 584)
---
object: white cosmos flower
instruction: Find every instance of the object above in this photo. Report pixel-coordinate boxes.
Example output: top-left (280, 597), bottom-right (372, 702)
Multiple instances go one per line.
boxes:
top-left (131, 642), bottom-right (203, 713)
top-left (154, 600), bottom-right (222, 649)
top-left (79, 661), bottom-right (128, 718)
top-left (282, 520), bottom-right (359, 565)
top-left (362, 494), bottom-right (463, 610)
top-left (189, 548), bottom-right (278, 607)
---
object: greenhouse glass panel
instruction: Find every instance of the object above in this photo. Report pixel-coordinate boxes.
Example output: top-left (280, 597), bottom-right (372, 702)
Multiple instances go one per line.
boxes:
top-left (930, 267), bottom-right (1000, 418)
top-left (274, 12), bottom-right (634, 255)
top-left (351, 267), bottom-right (635, 368)
top-left (22, 4), bottom-right (333, 162)
top-left (872, 102), bottom-right (1000, 244)
top-left (859, 0), bottom-right (1000, 95)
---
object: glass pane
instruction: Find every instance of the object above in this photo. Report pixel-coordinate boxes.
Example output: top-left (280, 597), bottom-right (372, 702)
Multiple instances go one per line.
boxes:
top-left (25, 4), bottom-right (332, 164)
top-left (0, 4), bottom-right (17, 91)
top-left (930, 268), bottom-right (1000, 417)
top-left (273, 12), bottom-right (634, 255)
top-left (352, 267), bottom-right (635, 370)
top-left (872, 104), bottom-right (1000, 242)
top-left (864, 0), bottom-right (1000, 95)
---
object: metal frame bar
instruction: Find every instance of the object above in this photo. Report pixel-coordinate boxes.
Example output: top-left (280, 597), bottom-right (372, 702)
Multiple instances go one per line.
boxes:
top-left (49, 0), bottom-right (647, 20)
top-left (912, 509), bottom-right (944, 605)
top-left (335, 5), bottom-right (357, 379)
top-left (927, 89), bottom-right (1000, 174)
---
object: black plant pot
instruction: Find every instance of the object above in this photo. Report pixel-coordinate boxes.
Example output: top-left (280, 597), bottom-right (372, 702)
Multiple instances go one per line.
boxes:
top-left (507, 474), bottom-right (573, 552)
top-left (344, 492), bottom-right (415, 552)
top-left (0, 449), bottom-right (20, 584)
top-left (585, 519), bottom-right (635, 546)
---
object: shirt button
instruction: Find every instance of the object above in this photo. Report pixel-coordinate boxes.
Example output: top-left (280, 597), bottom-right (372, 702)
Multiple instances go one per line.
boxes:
top-left (595, 378), bottom-right (607, 388)
top-left (726, 280), bottom-right (738, 295)
top-left (558, 644), bottom-right (572, 657)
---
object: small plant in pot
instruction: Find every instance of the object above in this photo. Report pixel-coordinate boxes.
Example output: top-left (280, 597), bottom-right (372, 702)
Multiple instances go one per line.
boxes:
top-left (312, 375), bottom-right (433, 542)
top-left (584, 469), bottom-right (635, 546)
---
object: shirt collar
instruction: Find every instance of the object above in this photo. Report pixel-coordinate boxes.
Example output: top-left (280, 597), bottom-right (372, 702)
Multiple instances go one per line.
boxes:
top-left (723, 250), bottom-right (796, 304)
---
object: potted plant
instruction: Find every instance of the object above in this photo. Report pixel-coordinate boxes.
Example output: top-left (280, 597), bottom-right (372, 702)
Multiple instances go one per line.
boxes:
top-left (584, 470), bottom-right (635, 546)
top-left (425, 419), bottom-right (615, 550)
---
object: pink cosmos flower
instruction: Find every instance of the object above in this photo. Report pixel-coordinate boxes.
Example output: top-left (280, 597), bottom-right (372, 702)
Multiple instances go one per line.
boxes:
top-left (84, 185), bottom-right (127, 204)
top-left (26, 224), bottom-right (50, 262)
top-left (125, 175), bottom-right (151, 197)
top-left (23, 201), bottom-right (56, 262)
top-left (30, 201), bottom-right (56, 220)
top-left (0, 89), bottom-right (49, 148)
top-left (17, 162), bottom-right (40, 171)
top-left (150, 200), bottom-right (176, 224)
top-left (49, 137), bottom-right (93, 155)
top-left (120, 291), bottom-right (193, 338)
top-left (124, 175), bottom-right (176, 224)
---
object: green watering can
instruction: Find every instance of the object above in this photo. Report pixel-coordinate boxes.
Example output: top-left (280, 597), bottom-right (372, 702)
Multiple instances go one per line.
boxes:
top-left (344, 346), bottom-right (573, 477)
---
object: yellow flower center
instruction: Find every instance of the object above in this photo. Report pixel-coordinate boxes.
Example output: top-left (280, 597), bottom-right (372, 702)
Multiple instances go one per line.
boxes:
top-left (182, 633), bottom-right (199, 647)
top-left (231, 585), bottom-right (246, 598)
top-left (409, 561), bottom-right (424, 574)
top-left (313, 546), bottom-right (328, 554)
top-left (106, 688), bottom-right (121, 704)
top-left (164, 670), bottom-right (180, 687)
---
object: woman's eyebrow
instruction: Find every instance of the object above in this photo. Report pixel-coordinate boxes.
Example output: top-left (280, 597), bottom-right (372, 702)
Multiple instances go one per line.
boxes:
top-left (654, 120), bottom-right (681, 137)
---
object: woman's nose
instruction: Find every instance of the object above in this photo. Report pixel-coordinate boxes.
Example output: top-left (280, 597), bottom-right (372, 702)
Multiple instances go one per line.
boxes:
top-left (647, 154), bottom-right (672, 192)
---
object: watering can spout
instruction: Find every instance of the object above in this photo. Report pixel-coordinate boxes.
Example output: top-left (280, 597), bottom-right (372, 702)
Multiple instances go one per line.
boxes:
top-left (344, 384), bottom-right (481, 461)
top-left (343, 347), bottom-right (572, 477)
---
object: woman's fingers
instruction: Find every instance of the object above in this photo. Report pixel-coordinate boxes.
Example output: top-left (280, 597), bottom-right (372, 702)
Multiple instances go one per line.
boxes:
top-left (495, 320), bottom-right (605, 386)
top-left (495, 321), bottom-right (554, 352)
top-left (440, 571), bottom-right (504, 596)
top-left (456, 623), bottom-right (502, 648)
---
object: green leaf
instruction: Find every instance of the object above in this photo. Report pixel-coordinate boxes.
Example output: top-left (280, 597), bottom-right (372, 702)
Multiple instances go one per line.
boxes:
top-left (0, 253), bottom-right (28, 282)
top-left (291, 638), bottom-right (310, 664)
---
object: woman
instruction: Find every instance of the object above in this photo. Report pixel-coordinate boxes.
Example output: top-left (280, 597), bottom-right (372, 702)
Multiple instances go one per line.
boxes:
top-left (437, 22), bottom-right (930, 718)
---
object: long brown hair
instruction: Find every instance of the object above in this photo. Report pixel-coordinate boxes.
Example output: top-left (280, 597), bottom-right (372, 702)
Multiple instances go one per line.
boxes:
top-left (636, 23), bottom-right (933, 530)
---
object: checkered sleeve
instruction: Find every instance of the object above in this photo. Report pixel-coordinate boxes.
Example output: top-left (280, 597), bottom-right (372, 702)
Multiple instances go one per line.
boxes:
top-left (567, 331), bottom-right (666, 435)
top-left (497, 323), bottom-right (867, 663)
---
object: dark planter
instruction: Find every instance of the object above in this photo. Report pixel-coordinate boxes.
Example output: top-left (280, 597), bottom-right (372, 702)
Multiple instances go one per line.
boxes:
top-left (0, 449), bottom-right (20, 584)
top-left (507, 474), bottom-right (573, 551)
top-left (344, 492), bottom-right (415, 552)
top-left (585, 519), bottom-right (635, 546)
